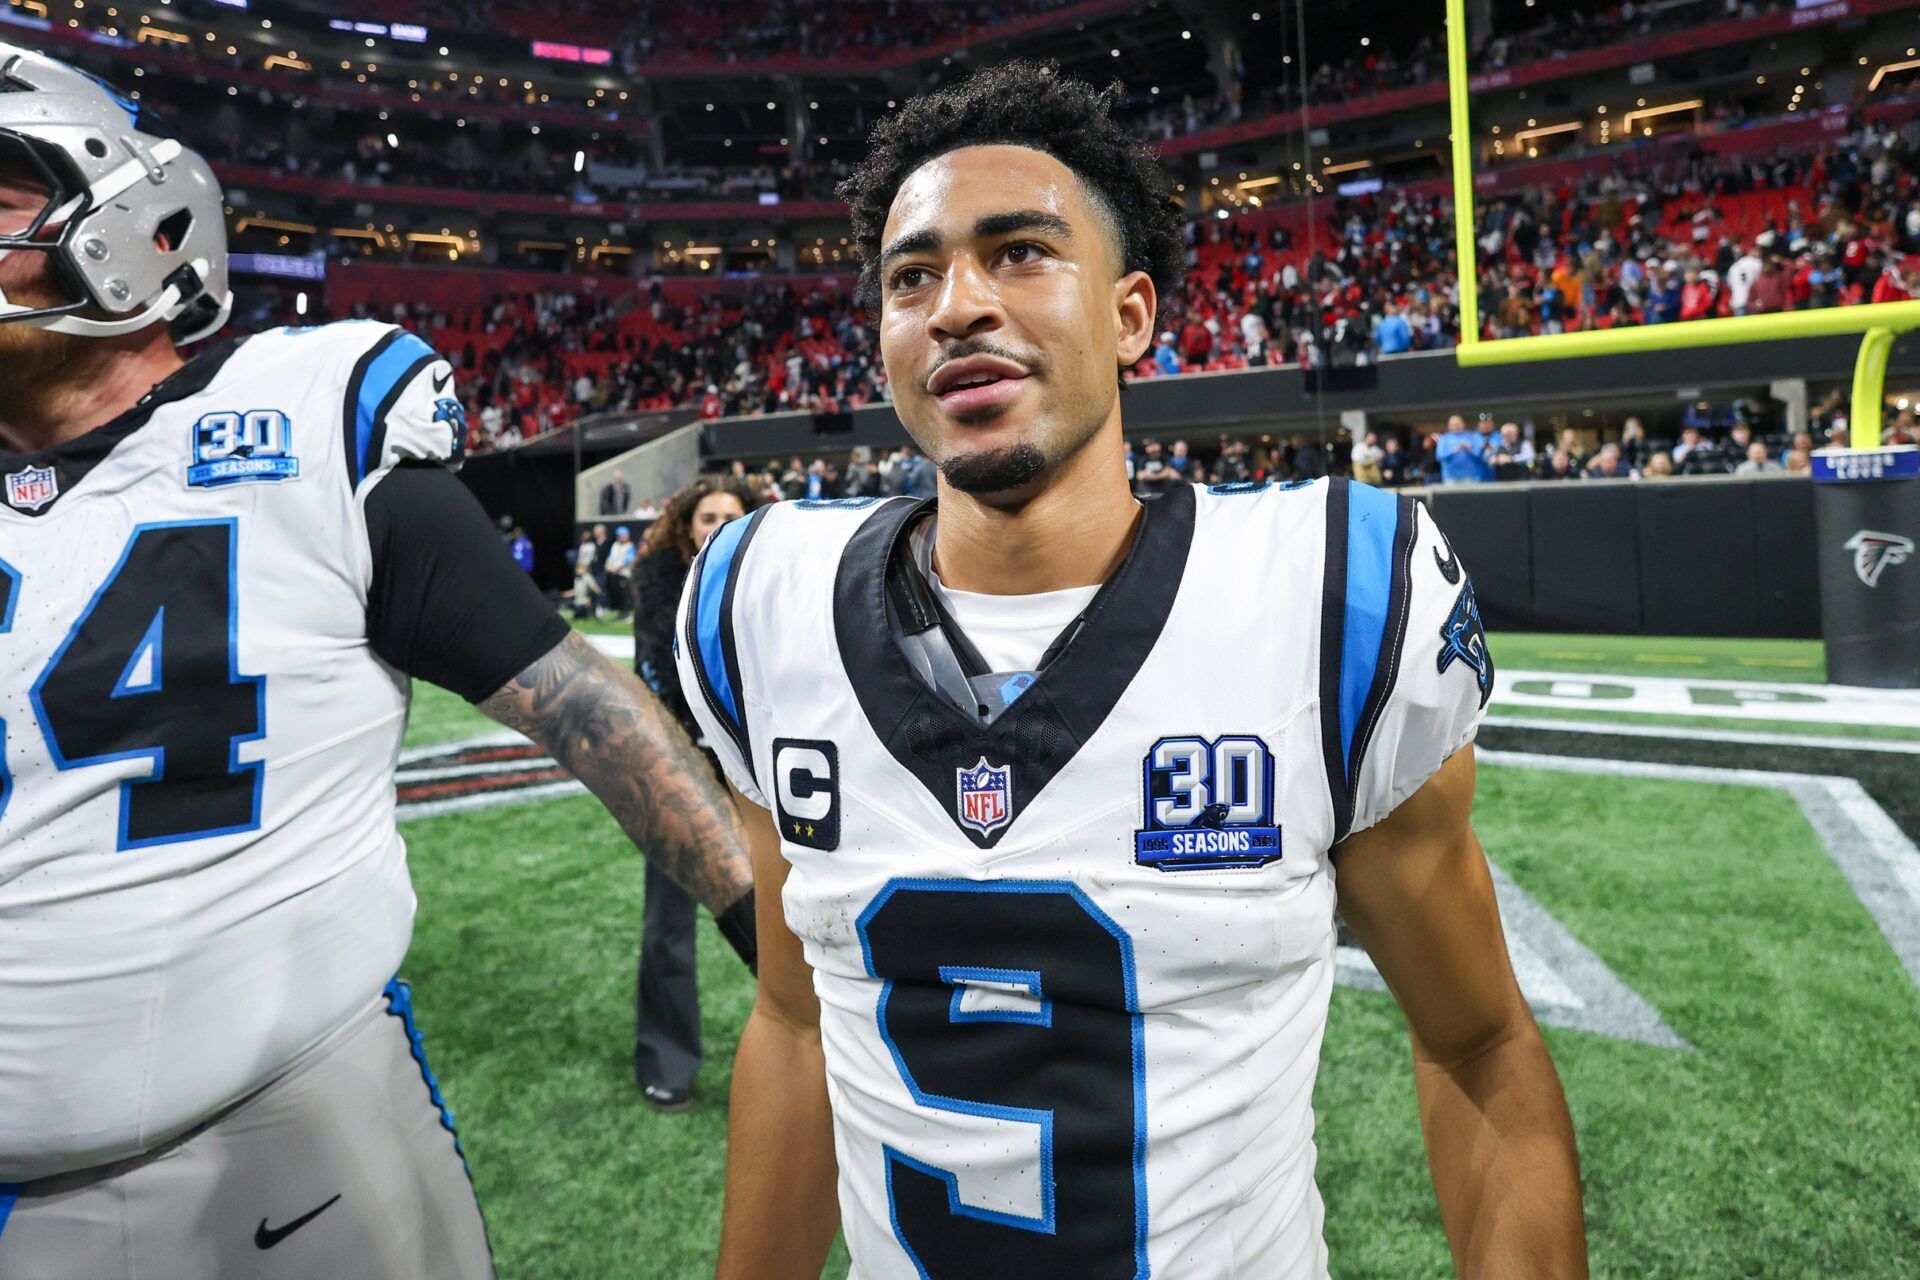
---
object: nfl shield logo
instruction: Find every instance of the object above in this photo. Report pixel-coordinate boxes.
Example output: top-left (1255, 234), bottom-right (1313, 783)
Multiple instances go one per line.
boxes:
top-left (5, 465), bottom-right (57, 511)
top-left (956, 758), bottom-right (1014, 837)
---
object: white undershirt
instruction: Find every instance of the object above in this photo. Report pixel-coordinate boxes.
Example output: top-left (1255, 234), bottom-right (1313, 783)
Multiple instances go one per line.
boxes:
top-left (919, 527), bottom-right (1101, 674)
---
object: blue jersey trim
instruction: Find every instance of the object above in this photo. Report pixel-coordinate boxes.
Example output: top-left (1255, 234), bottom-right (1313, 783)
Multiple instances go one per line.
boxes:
top-left (695, 513), bottom-right (753, 727)
top-left (382, 977), bottom-right (469, 1170)
top-left (351, 331), bottom-right (436, 486)
top-left (1338, 481), bottom-right (1401, 774)
top-left (0, 1181), bottom-right (21, 1240)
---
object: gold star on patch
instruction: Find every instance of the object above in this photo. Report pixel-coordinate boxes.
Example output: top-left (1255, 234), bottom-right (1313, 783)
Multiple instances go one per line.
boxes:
top-left (805, 824), bottom-right (815, 838)
top-left (791, 821), bottom-right (802, 835)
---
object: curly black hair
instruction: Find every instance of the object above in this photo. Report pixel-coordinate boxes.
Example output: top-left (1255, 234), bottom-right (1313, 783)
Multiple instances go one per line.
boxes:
top-left (836, 60), bottom-right (1185, 329)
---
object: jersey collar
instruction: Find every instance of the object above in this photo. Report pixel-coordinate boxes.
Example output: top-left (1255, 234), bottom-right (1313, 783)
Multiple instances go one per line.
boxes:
top-left (834, 484), bottom-right (1196, 850)
top-left (0, 337), bottom-right (243, 518)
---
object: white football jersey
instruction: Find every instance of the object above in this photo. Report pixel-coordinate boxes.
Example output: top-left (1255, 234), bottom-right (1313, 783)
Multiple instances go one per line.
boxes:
top-left (676, 479), bottom-right (1492, 1279)
top-left (0, 320), bottom-right (465, 1181)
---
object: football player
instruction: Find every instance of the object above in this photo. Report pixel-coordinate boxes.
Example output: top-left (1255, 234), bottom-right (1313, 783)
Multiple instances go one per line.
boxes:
top-left (681, 64), bottom-right (1587, 1279)
top-left (0, 45), bottom-right (754, 1278)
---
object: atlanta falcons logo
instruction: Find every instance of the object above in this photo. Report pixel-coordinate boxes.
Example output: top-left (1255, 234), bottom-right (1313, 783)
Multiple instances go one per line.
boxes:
top-left (1843, 530), bottom-right (1915, 589)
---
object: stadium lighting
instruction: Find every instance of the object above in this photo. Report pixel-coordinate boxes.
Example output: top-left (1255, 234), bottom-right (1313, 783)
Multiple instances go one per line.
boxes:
top-left (573, 150), bottom-right (585, 173)
top-left (295, 292), bottom-right (307, 316)
top-left (1180, 29), bottom-right (1190, 39)
top-left (386, 133), bottom-right (397, 148)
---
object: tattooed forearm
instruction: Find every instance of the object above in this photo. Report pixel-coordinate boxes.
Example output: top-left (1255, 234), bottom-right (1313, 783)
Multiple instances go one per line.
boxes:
top-left (478, 631), bottom-right (753, 915)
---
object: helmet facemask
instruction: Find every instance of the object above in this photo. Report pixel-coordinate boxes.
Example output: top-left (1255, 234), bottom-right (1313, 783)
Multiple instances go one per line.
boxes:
top-left (0, 129), bottom-right (96, 329)
top-left (0, 47), bottom-right (232, 345)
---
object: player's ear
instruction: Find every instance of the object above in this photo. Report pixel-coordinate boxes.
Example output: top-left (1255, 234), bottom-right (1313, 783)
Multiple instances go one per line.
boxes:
top-left (1112, 269), bottom-right (1155, 370)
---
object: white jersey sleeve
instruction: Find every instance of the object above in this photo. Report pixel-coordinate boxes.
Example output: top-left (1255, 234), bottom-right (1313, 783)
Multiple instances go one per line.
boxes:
top-left (672, 507), bottom-right (772, 809)
top-left (1317, 481), bottom-right (1491, 842)
top-left (336, 322), bottom-right (466, 491)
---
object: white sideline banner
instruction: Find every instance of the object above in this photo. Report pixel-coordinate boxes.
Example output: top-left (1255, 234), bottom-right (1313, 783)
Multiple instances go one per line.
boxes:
top-left (1493, 670), bottom-right (1920, 729)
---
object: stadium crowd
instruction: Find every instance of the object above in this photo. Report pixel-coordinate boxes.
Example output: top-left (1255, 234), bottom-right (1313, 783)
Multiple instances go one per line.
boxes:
top-left (325, 119), bottom-right (1920, 452)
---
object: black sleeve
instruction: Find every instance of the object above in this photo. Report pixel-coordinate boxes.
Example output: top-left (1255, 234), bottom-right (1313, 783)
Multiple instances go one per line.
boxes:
top-left (364, 464), bottom-right (572, 702)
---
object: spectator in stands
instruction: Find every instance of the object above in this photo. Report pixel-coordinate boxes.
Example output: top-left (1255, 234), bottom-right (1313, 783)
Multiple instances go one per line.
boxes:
top-left (1378, 436), bottom-right (1410, 487)
top-left (603, 525), bottom-right (637, 617)
top-left (501, 518), bottom-right (535, 574)
top-left (1679, 268), bottom-right (1717, 323)
top-left (1135, 440), bottom-right (1175, 497)
top-left (1885, 407), bottom-right (1919, 447)
top-left (1286, 433), bottom-right (1328, 481)
top-left (1721, 423), bottom-right (1756, 472)
top-left (1436, 414), bottom-right (1492, 484)
top-left (1351, 432), bottom-right (1385, 485)
top-left (629, 476), bottom-right (762, 1113)
top-left (903, 447), bottom-right (939, 497)
top-left (1747, 251), bottom-right (1793, 314)
top-left (1641, 452), bottom-right (1675, 479)
top-left (1539, 449), bottom-right (1577, 482)
top-left (1726, 240), bottom-right (1763, 315)
top-left (1783, 444), bottom-right (1813, 475)
top-left (1583, 442), bottom-right (1630, 480)
top-left (572, 529), bottom-right (599, 574)
top-left (1374, 303), bottom-right (1412, 356)
top-left (1153, 331), bottom-right (1182, 376)
top-left (1549, 428), bottom-right (1586, 471)
top-left (1491, 422), bottom-right (1535, 481)
top-left (1735, 441), bottom-right (1783, 476)
top-left (600, 469), bottom-right (633, 517)
top-left (780, 458), bottom-right (808, 501)
top-left (1643, 263), bottom-right (1683, 325)
top-left (1618, 418), bottom-right (1650, 471)
top-left (1168, 440), bottom-right (1194, 477)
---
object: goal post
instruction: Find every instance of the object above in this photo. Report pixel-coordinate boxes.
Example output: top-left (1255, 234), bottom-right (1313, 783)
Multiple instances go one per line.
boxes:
top-left (1440, 0), bottom-right (1920, 448)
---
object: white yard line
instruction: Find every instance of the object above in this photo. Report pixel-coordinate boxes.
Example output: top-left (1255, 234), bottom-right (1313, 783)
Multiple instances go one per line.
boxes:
top-left (1480, 750), bottom-right (1920, 991)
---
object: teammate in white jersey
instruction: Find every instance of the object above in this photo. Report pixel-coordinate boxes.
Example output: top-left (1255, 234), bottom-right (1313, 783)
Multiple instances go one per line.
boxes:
top-left (0, 45), bottom-right (756, 1277)
top-left (682, 64), bottom-right (1587, 1278)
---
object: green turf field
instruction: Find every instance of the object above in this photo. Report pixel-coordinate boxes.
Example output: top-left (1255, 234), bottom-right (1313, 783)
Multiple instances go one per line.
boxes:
top-left (397, 631), bottom-right (1920, 1278)
top-left (1487, 632), bottom-right (1825, 683)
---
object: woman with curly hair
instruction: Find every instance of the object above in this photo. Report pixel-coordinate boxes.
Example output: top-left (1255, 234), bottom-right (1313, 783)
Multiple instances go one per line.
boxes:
top-left (629, 475), bottom-right (761, 1112)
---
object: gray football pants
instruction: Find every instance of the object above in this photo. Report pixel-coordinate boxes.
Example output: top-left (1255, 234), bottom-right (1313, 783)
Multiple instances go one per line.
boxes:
top-left (0, 980), bottom-right (493, 1280)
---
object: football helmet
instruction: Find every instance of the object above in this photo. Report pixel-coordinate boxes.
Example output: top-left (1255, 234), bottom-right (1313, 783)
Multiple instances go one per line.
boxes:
top-left (0, 42), bottom-right (230, 342)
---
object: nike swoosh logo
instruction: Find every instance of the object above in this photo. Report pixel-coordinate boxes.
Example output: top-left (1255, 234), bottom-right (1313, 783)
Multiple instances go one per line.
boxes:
top-left (1434, 540), bottom-right (1461, 584)
top-left (255, 1194), bottom-right (341, 1250)
top-left (432, 368), bottom-right (453, 393)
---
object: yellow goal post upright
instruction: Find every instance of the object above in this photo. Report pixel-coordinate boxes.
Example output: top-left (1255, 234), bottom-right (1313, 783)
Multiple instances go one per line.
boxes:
top-left (1440, 0), bottom-right (1920, 447)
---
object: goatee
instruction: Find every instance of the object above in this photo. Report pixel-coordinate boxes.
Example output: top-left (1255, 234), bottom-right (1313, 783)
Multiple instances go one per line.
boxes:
top-left (939, 442), bottom-right (1048, 494)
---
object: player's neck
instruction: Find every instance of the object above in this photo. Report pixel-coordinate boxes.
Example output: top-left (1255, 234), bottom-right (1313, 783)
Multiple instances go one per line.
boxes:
top-left (931, 427), bottom-right (1142, 596)
top-left (0, 334), bottom-right (185, 454)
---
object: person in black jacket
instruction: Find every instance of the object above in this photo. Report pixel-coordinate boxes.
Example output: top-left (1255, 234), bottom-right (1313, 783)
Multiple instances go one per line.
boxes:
top-left (630, 476), bottom-right (763, 1111)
